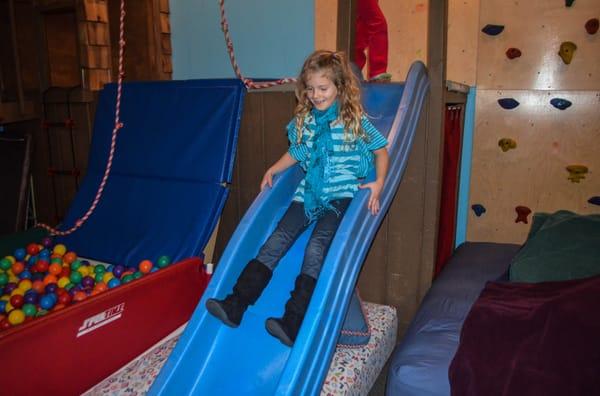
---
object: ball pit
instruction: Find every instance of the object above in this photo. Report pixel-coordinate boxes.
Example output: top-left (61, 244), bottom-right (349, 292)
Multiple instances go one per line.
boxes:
top-left (0, 238), bottom-right (174, 332)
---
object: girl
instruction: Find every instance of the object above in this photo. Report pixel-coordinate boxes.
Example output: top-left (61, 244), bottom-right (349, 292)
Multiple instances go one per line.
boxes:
top-left (206, 50), bottom-right (389, 347)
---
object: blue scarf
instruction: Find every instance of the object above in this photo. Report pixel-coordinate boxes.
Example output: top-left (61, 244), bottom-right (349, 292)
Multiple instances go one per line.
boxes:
top-left (303, 101), bottom-right (340, 222)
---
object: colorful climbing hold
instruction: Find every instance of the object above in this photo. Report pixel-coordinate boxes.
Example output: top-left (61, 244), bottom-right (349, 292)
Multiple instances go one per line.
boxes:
top-left (566, 165), bottom-right (588, 183)
top-left (565, 0), bottom-right (575, 7)
top-left (471, 204), bottom-right (486, 217)
top-left (558, 41), bottom-right (577, 64)
top-left (482, 24), bottom-right (504, 36)
top-left (498, 138), bottom-right (517, 152)
top-left (585, 18), bottom-right (599, 35)
top-left (515, 206), bottom-right (532, 224)
top-left (550, 98), bottom-right (572, 110)
top-left (505, 48), bottom-right (522, 59)
top-left (588, 196), bottom-right (600, 206)
top-left (498, 98), bottom-right (520, 110)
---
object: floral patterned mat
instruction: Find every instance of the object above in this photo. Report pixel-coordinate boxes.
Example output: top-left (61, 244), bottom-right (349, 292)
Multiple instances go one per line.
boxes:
top-left (84, 303), bottom-right (397, 396)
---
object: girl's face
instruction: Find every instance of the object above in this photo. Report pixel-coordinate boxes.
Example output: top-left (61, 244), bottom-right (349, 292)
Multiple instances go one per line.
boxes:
top-left (305, 71), bottom-right (338, 111)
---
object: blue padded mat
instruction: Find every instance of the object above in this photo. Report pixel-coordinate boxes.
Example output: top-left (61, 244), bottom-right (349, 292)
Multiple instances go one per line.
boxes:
top-left (57, 79), bottom-right (245, 266)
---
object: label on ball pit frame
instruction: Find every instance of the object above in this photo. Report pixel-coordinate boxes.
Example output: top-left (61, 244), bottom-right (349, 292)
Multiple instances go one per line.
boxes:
top-left (77, 303), bottom-right (125, 337)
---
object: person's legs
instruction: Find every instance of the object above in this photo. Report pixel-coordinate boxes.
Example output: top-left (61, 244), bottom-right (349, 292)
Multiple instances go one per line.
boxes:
top-left (358, 0), bottom-right (389, 79)
top-left (266, 199), bottom-right (351, 346)
top-left (206, 202), bottom-right (308, 327)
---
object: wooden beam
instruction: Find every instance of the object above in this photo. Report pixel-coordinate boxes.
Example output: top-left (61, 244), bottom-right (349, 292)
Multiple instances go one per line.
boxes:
top-left (9, 0), bottom-right (25, 113)
top-left (336, 0), bottom-right (356, 59)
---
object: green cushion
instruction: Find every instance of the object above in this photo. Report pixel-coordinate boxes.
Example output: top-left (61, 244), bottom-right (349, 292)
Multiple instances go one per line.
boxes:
top-left (509, 210), bottom-right (600, 283)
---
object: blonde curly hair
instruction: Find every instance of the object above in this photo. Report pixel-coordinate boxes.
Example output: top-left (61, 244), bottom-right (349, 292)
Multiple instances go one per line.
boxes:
top-left (293, 50), bottom-right (365, 143)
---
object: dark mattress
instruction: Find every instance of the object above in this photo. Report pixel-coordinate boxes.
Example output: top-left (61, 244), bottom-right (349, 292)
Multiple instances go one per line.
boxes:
top-left (385, 242), bottom-right (520, 396)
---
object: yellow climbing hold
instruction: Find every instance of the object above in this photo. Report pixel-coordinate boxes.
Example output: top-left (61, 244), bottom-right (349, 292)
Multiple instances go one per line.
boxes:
top-left (566, 165), bottom-right (588, 183)
top-left (498, 138), bottom-right (517, 152)
top-left (558, 42), bottom-right (577, 64)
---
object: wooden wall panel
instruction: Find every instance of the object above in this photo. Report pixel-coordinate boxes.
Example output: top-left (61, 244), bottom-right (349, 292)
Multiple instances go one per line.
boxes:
top-left (477, 0), bottom-right (600, 90)
top-left (447, 0), bottom-right (479, 86)
top-left (315, 0), bottom-right (338, 51)
top-left (380, 0), bottom-right (429, 81)
top-left (467, 89), bottom-right (600, 244)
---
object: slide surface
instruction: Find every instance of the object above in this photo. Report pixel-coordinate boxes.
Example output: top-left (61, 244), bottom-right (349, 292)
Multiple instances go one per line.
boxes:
top-left (149, 61), bottom-right (429, 395)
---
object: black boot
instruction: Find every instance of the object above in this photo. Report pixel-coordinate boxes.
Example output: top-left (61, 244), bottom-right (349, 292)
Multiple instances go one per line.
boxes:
top-left (206, 259), bottom-right (272, 327)
top-left (265, 273), bottom-right (316, 346)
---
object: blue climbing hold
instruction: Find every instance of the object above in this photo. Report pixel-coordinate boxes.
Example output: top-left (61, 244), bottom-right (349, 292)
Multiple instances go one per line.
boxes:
top-left (498, 98), bottom-right (520, 110)
top-left (550, 98), bottom-right (572, 110)
top-left (588, 196), bottom-right (600, 206)
top-left (482, 24), bottom-right (505, 36)
top-left (471, 204), bottom-right (487, 217)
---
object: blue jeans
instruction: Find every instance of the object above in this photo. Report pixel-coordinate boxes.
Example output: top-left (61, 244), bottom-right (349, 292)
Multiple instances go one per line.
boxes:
top-left (256, 199), bottom-right (351, 279)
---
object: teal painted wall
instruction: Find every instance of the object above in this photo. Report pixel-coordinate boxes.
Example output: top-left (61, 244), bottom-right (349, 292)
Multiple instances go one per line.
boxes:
top-left (171, 0), bottom-right (314, 79)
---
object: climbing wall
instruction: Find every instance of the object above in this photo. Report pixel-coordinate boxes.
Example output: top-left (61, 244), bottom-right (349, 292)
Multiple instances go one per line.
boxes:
top-left (467, 0), bottom-right (600, 243)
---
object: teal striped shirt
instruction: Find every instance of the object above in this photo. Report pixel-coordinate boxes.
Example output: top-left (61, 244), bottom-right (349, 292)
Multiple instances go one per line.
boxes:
top-left (287, 114), bottom-right (388, 203)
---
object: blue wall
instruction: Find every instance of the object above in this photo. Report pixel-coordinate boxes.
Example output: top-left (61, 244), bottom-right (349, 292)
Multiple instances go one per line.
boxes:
top-left (171, 0), bottom-right (314, 80)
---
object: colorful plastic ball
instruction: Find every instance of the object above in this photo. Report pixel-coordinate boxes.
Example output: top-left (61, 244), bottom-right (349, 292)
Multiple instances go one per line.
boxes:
top-left (69, 272), bottom-right (82, 284)
top-left (72, 291), bottom-right (87, 302)
top-left (11, 261), bottom-right (25, 276)
top-left (52, 244), bottom-right (67, 256)
top-left (5, 301), bottom-right (14, 312)
top-left (45, 283), bottom-right (58, 294)
top-left (94, 273), bottom-right (104, 283)
top-left (27, 255), bottom-right (38, 266)
top-left (0, 301), bottom-right (6, 313)
top-left (9, 295), bottom-right (25, 309)
top-left (93, 282), bottom-right (108, 292)
top-left (35, 260), bottom-right (49, 273)
top-left (121, 274), bottom-right (134, 284)
top-left (18, 270), bottom-right (32, 280)
top-left (81, 276), bottom-right (95, 288)
top-left (57, 276), bottom-right (70, 288)
top-left (48, 263), bottom-right (62, 276)
top-left (23, 292), bottom-right (38, 305)
top-left (71, 261), bottom-right (82, 272)
top-left (94, 265), bottom-right (106, 275)
top-left (38, 249), bottom-right (50, 259)
top-left (107, 278), bottom-right (121, 289)
top-left (14, 248), bottom-right (26, 261)
top-left (60, 266), bottom-right (71, 278)
top-left (102, 272), bottom-right (114, 283)
top-left (8, 309), bottom-right (25, 325)
top-left (0, 318), bottom-right (11, 330)
top-left (139, 260), bottom-right (153, 274)
top-left (26, 243), bottom-right (40, 256)
top-left (112, 265), bottom-right (125, 278)
top-left (43, 275), bottom-right (58, 286)
top-left (0, 258), bottom-right (11, 271)
top-left (4, 282), bottom-right (17, 294)
top-left (63, 252), bottom-right (77, 264)
top-left (157, 256), bottom-right (171, 268)
top-left (58, 292), bottom-right (72, 305)
top-left (77, 266), bottom-right (90, 277)
top-left (133, 271), bottom-right (143, 280)
top-left (31, 280), bottom-right (45, 294)
top-left (50, 257), bottom-right (62, 265)
top-left (0, 273), bottom-right (9, 286)
top-left (18, 279), bottom-right (32, 291)
top-left (39, 294), bottom-right (55, 310)
top-left (41, 237), bottom-right (53, 247)
top-left (22, 303), bottom-right (37, 317)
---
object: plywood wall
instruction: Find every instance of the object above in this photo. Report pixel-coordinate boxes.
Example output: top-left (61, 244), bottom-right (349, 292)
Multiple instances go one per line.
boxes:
top-left (466, 0), bottom-right (600, 244)
top-left (447, 0), bottom-right (479, 85)
top-left (314, 0), bottom-right (429, 81)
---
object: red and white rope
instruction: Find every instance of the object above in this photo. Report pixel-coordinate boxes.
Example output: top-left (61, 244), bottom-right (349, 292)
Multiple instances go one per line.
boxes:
top-left (219, 0), bottom-right (296, 89)
top-left (37, 0), bottom-right (126, 236)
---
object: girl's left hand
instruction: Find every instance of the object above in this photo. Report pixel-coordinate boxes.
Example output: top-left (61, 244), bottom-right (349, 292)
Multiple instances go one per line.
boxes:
top-left (358, 180), bottom-right (383, 215)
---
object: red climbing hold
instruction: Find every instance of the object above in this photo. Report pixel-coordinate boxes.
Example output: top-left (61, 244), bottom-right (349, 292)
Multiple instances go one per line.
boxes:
top-left (515, 206), bottom-right (532, 224)
top-left (585, 18), bottom-right (599, 35)
top-left (506, 48), bottom-right (522, 59)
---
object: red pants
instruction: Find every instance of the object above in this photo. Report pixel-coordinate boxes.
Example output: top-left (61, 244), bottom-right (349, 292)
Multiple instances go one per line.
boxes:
top-left (355, 0), bottom-right (389, 79)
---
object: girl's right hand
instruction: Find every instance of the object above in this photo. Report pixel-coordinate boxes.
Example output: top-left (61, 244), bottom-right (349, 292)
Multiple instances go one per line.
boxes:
top-left (260, 169), bottom-right (275, 190)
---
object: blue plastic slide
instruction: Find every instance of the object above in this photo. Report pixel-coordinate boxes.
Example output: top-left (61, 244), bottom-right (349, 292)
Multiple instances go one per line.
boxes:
top-left (149, 61), bottom-right (429, 395)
